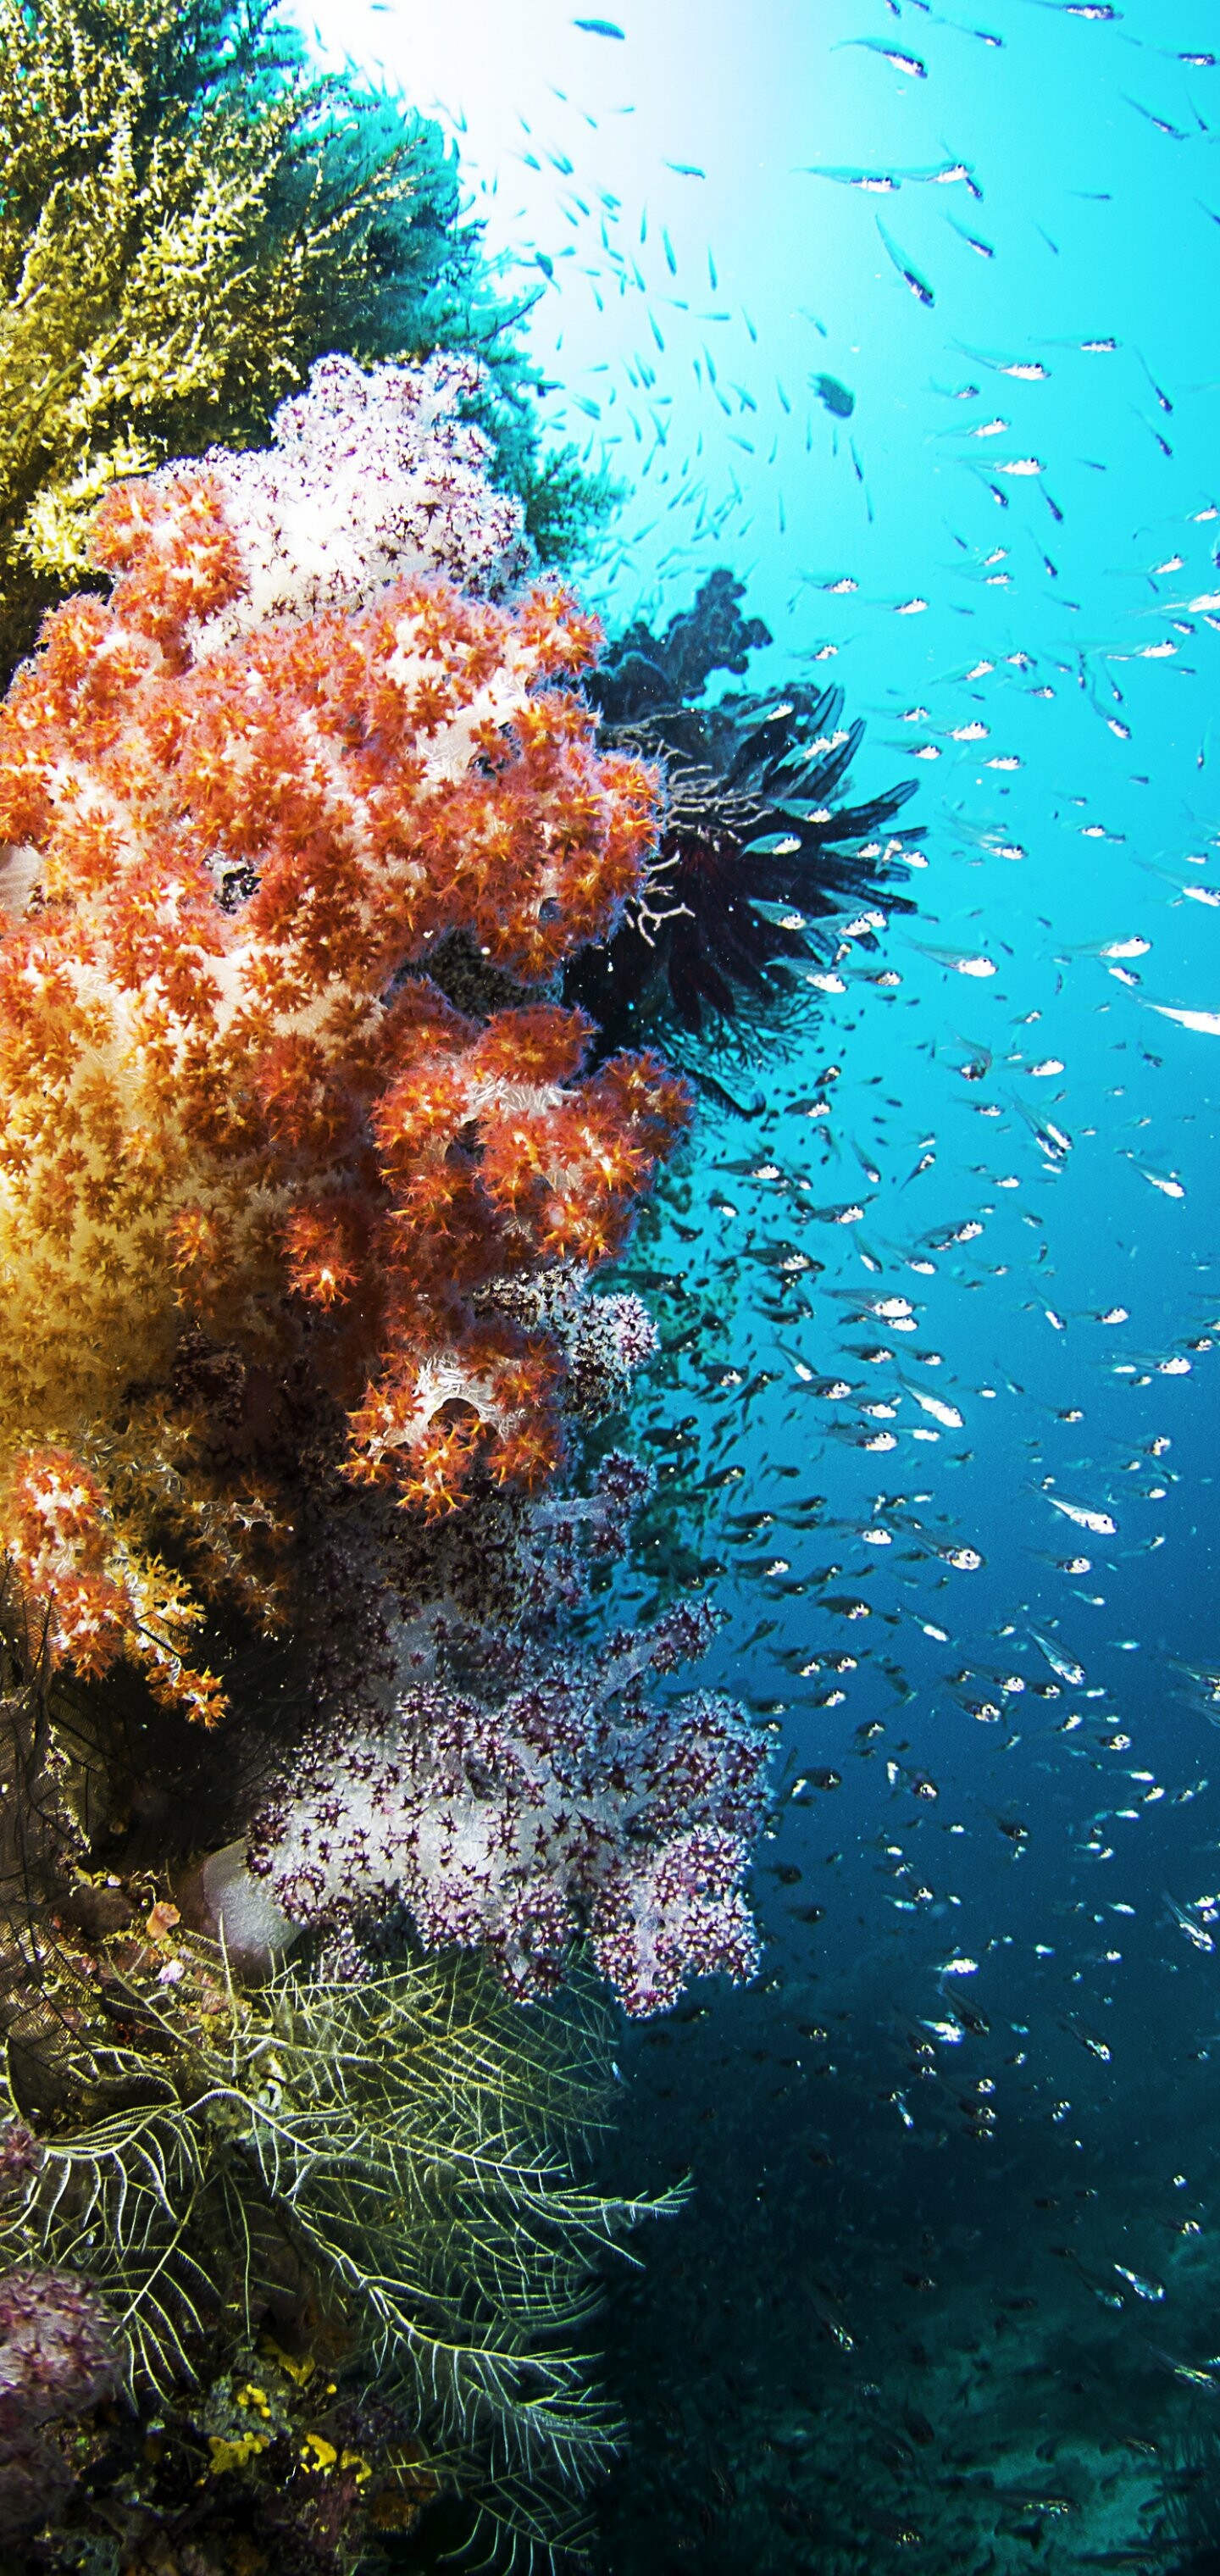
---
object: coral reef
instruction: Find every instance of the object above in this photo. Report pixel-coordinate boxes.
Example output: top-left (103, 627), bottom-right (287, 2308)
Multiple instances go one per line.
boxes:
top-left (247, 1595), bottom-right (768, 2016)
top-left (569, 569), bottom-right (920, 1049)
top-left (0, 358), bottom-right (685, 1723)
top-left (0, 0), bottom-right (614, 691)
top-left (0, 295), bottom-right (768, 2567)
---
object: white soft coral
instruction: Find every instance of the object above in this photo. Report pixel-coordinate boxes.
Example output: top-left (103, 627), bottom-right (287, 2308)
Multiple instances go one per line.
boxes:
top-left (173, 352), bottom-right (531, 656)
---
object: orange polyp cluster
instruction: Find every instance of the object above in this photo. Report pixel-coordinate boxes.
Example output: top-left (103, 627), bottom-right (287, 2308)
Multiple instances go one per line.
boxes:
top-left (7, 1446), bottom-right (219, 1722)
top-left (282, 1204), bottom-right (363, 1308)
top-left (0, 466), bottom-right (687, 1717)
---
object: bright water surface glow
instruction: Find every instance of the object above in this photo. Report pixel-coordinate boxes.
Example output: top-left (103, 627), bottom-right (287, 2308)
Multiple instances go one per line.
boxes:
top-left (290, 5), bottom-right (1220, 2568)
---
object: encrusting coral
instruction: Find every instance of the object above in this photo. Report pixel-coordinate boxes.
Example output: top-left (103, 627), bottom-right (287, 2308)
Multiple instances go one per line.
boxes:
top-left (0, 0), bottom-right (614, 692)
top-left (0, 355), bottom-right (686, 1727)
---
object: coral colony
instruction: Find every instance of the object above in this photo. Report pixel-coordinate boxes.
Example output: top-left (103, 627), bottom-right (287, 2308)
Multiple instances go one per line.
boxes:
top-left (183, 354), bottom-right (535, 647)
top-left (0, 2268), bottom-right (119, 2534)
top-left (247, 1596), bottom-right (767, 2018)
top-left (0, 354), bottom-right (770, 2554)
top-left (0, 356), bottom-right (685, 1724)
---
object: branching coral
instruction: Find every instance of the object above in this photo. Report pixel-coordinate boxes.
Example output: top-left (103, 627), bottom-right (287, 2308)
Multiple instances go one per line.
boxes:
top-left (247, 1596), bottom-right (768, 2017)
top-left (0, 369), bottom-right (686, 1723)
top-left (0, 1939), bottom-right (674, 2560)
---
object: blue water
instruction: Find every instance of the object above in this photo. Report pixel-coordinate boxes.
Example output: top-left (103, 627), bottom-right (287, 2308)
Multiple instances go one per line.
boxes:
top-left (294, 3), bottom-right (1220, 2563)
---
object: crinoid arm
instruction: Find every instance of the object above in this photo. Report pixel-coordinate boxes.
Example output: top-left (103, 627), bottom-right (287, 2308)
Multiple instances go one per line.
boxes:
top-left (0, 1937), bottom-right (685, 2560)
top-left (569, 573), bottom-right (923, 1058)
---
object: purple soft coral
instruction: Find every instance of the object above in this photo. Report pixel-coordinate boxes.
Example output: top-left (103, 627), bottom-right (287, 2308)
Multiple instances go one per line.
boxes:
top-left (247, 1602), bottom-right (769, 2016)
top-left (174, 350), bottom-right (533, 655)
top-left (0, 2267), bottom-right (119, 2442)
top-left (0, 2267), bottom-right (119, 2537)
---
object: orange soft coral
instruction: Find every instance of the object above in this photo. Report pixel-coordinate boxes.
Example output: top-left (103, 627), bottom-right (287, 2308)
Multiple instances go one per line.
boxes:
top-left (0, 469), bottom-right (686, 1719)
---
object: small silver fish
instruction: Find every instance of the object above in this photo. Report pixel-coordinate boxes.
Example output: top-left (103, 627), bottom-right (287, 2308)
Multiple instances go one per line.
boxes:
top-left (839, 37), bottom-right (928, 76)
top-left (1031, 1628), bottom-right (1086, 1686)
top-left (908, 1386), bottom-right (964, 1430)
top-left (1045, 1494), bottom-right (1117, 1537)
top-left (1151, 1002), bottom-right (1220, 1035)
top-left (1114, 2266), bottom-right (1165, 2302)
top-left (877, 218), bottom-right (934, 304)
top-left (1167, 1896), bottom-right (1216, 1953)
top-left (919, 945), bottom-right (997, 978)
top-left (1126, 1158), bottom-right (1185, 1199)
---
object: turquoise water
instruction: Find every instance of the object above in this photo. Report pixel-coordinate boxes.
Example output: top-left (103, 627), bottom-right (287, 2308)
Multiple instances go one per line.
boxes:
top-left (299, 4), bottom-right (1220, 2566)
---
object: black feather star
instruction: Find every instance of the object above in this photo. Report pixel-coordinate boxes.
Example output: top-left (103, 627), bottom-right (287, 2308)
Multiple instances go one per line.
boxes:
top-left (567, 571), bottom-right (921, 1057)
